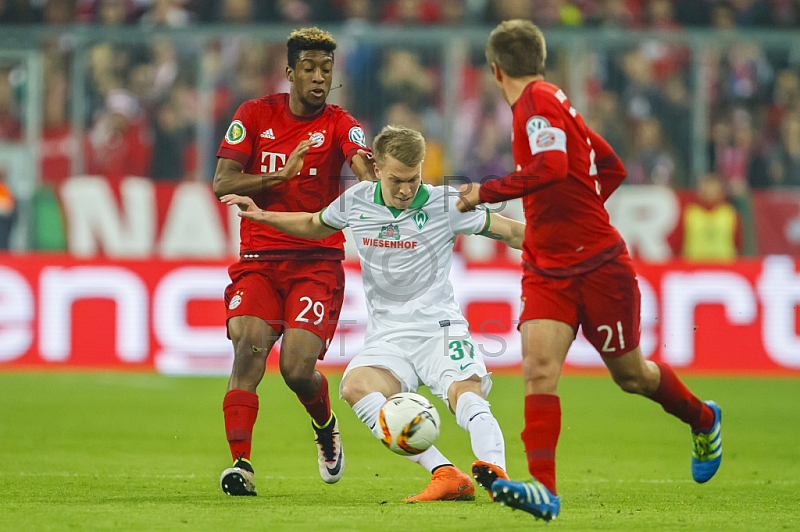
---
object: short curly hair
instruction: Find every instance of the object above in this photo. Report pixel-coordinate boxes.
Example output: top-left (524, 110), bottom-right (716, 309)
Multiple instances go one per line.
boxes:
top-left (287, 27), bottom-right (337, 68)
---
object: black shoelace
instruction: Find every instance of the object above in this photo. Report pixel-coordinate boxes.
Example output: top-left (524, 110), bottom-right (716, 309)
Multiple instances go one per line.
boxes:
top-left (316, 423), bottom-right (337, 462)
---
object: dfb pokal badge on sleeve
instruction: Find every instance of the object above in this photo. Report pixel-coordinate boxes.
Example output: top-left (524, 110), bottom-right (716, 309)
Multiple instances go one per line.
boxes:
top-left (349, 126), bottom-right (367, 148)
top-left (225, 120), bottom-right (246, 144)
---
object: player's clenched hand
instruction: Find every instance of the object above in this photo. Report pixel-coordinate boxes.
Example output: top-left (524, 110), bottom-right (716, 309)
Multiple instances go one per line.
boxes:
top-left (456, 183), bottom-right (482, 212)
top-left (351, 149), bottom-right (377, 182)
top-left (281, 139), bottom-right (315, 179)
top-left (220, 194), bottom-right (268, 222)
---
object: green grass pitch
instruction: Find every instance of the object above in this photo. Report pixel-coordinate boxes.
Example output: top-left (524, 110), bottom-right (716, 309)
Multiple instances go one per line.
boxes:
top-left (1, 372), bottom-right (798, 531)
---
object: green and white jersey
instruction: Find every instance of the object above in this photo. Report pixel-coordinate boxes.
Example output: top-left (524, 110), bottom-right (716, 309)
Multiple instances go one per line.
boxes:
top-left (321, 182), bottom-right (490, 338)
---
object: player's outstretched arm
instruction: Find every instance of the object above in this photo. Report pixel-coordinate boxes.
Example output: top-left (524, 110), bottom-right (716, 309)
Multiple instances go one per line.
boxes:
top-left (456, 183), bottom-right (483, 212)
top-left (479, 213), bottom-right (525, 250)
top-left (212, 139), bottom-right (315, 198)
top-left (220, 194), bottom-right (338, 240)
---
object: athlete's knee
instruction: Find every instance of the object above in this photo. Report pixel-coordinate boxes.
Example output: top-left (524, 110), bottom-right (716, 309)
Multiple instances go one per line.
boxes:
top-left (522, 352), bottom-right (560, 381)
top-left (612, 372), bottom-right (648, 394)
top-left (232, 333), bottom-right (269, 360)
top-left (227, 336), bottom-right (267, 391)
top-left (280, 363), bottom-right (315, 391)
top-left (521, 355), bottom-right (560, 394)
top-left (229, 319), bottom-right (279, 359)
top-left (611, 366), bottom-right (658, 395)
top-left (229, 334), bottom-right (269, 385)
top-left (280, 329), bottom-right (328, 364)
top-left (608, 354), bottom-right (659, 396)
top-left (447, 378), bottom-right (483, 408)
top-left (340, 377), bottom-right (373, 406)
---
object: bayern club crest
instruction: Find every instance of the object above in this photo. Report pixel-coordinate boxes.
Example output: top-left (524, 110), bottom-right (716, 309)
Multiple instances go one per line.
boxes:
top-left (309, 131), bottom-right (325, 147)
top-left (229, 294), bottom-right (242, 310)
top-left (535, 130), bottom-right (556, 148)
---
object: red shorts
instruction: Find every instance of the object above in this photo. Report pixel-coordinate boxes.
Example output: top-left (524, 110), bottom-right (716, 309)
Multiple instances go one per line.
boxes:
top-left (519, 252), bottom-right (641, 357)
top-left (224, 259), bottom-right (345, 359)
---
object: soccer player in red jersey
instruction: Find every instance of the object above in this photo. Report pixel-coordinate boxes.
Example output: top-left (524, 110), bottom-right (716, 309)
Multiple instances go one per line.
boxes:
top-left (212, 27), bottom-right (375, 496)
top-left (457, 20), bottom-right (722, 520)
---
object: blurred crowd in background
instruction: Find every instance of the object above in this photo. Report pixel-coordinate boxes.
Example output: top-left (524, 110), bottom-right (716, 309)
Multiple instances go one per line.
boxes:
top-left (2, 0), bottom-right (800, 28)
top-left (0, 0), bottom-right (799, 258)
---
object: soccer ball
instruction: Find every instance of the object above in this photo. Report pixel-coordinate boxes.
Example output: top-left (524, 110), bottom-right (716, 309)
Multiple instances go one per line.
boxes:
top-left (378, 392), bottom-right (440, 456)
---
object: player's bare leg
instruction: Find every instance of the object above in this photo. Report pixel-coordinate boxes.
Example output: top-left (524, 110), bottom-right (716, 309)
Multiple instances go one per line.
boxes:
top-left (279, 328), bottom-right (327, 398)
top-left (603, 347), bottom-right (659, 396)
top-left (221, 316), bottom-right (280, 496)
top-left (227, 316), bottom-right (279, 392)
top-left (280, 328), bottom-right (344, 483)
top-left (519, 319), bottom-right (573, 497)
top-left (604, 348), bottom-right (722, 483)
top-left (493, 319), bottom-right (571, 519)
top-left (519, 319), bottom-right (573, 396)
top-left (341, 366), bottom-right (402, 408)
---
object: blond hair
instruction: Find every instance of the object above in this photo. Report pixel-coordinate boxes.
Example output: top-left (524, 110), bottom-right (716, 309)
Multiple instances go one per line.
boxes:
top-left (372, 125), bottom-right (426, 168)
top-left (287, 26), bottom-right (337, 67)
top-left (485, 19), bottom-right (547, 78)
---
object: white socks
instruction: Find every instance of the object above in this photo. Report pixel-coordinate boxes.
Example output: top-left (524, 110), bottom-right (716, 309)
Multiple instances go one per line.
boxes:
top-left (404, 445), bottom-right (450, 473)
top-left (455, 391), bottom-right (506, 470)
top-left (351, 391), bottom-right (450, 473)
top-left (351, 391), bottom-right (387, 439)
top-left (351, 391), bottom-right (505, 472)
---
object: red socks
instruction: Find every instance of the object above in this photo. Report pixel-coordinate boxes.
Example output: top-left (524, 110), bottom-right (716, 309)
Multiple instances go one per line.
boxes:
top-left (517, 364), bottom-right (711, 495)
top-left (298, 373), bottom-right (332, 427)
top-left (521, 394), bottom-right (561, 494)
top-left (223, 373), bottom-right (331, 464)
top-left (650, 362), bottom-right (714, 432)
top-left (223, 390), bottom-right (259, 462)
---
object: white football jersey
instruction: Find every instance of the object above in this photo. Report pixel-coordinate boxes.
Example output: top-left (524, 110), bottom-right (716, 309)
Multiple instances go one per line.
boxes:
top-left (321, 182), bottom-right (490, 338)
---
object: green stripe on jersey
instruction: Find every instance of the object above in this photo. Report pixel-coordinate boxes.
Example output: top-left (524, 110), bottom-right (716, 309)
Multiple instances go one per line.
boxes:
top-left (318, 208), bottom-right (341, 231)
top-left (477, 209), bottom-right (492, 236)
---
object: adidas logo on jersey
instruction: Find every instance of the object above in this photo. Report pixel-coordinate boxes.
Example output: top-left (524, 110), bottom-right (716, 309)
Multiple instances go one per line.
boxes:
top-left (261, 128), bottom-right (275, 139)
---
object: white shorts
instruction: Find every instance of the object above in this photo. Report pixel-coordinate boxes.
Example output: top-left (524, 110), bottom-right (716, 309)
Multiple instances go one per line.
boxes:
top-left (340, 325), bottom-right (492, 409)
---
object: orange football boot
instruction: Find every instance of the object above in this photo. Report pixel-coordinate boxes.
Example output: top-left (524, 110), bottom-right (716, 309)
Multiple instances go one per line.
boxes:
top-left (404, 465), bottom-right (475, 502)
top-left (471, 460), bottom-right (510, 501)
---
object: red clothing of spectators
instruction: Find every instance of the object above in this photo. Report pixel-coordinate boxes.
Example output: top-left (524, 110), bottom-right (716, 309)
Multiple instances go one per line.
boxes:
top-left (84, 118), bottom-right (152, 179)
top-left (382, 0), bottom-right (441, 24)
top-left (41, 123), bottom-right (73, 185)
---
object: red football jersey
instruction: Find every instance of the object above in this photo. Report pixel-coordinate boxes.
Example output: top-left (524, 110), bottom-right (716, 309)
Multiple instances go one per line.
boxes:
top-left (217, 93), bottom-right (370, 256)
top-left (480, 81), bottom-right (625, 276)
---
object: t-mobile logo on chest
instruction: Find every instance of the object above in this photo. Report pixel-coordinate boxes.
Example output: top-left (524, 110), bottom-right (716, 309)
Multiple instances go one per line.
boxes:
top-left (261, 151), bottom-right (316, 175)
